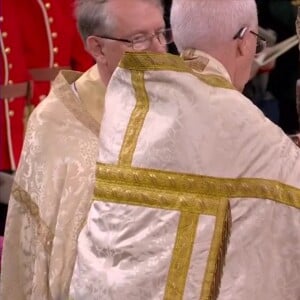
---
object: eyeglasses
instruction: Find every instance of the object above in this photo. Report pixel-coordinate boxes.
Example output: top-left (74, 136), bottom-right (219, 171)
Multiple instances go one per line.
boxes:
top-left (233, 27), bottom-right (267, 54)
top-left (95, 28), bottom-right (173, 51)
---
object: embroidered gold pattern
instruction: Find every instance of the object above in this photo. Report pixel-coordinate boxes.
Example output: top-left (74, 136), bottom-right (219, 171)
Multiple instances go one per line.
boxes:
top-left (119, 52), bottom-right (235, 90)
top-left (94, 164), bottom-right (234, 300)
top-left (118, 71), bottom-right (150, 165)
top-left (119, 52), bottom-right (191, 72)
top-left (95, 179), bottom-right (223, 214)
top-left (12, 183), bottom-right (54, 252)
top-left (182, 49), bottom-right (209, 72)
top-left (164, 213), bottom-right (199, 299)
top-left (200, 200), bottom-right (231, 300)
top-left (95, 164), bottom-right (300, 209)
top-left (94, 163), bottom-right (300, 299)
top-left (192, 73), bottom-right (235, 90)
top-left (92, 52), bottom-right (300, 299)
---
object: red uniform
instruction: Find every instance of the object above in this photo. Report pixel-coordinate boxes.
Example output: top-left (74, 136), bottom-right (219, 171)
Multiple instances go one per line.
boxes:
top-left (0, 0), bottom-right (94, 170)
top-left (15, 0), bottom-right (94, 105)
top-left (0, 0), bottom-right (32, 171)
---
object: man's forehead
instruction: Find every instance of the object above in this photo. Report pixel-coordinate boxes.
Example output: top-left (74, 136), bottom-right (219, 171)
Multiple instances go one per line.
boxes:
top-left (107, 0), bottom-right (162, 16)
top-left (108, 0), bottom-right (164, 36)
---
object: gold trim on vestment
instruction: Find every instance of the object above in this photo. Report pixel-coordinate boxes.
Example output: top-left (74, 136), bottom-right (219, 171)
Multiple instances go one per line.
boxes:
top-left (118, 71), bottom-right (150, 165)
top-left (11, 182), bottom-right (54, 252)
top-left (119, 52), bottom-right (191, 72)
top-left (119, 52), bottom-right (235, 90)
top-left (95, 164), bottom-right (300, 209)
top-left (93, 181), bottom-right (230, 300)
top-left (164, 213), bottom-right (199, 299)
top-left (74, 65), bottom-right (105, 124)
top-left (94, 163), bottom-right (300, 300)
top-left (94, 164), bottom-right (235, 300)
top-left (95, 177), bottom-right (224, 214)
top-left (53, 69), bottom-right (100, 137)
top-left (200, 199), bottom-right (231, 300)
top-left (192, 73), bottom-right (234, 90)
top-left (93, 52), bottom-right (300, 299)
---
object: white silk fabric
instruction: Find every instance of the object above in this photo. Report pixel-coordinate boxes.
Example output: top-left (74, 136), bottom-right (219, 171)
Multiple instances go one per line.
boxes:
top-left (70, 51), bottom-right (300, 300)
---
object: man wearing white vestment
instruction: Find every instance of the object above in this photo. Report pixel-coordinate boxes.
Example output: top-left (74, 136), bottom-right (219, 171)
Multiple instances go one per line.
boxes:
top-left (0, 0), bottom-right (170, 299)
top-left (69, 0), bottom-right (300, 299)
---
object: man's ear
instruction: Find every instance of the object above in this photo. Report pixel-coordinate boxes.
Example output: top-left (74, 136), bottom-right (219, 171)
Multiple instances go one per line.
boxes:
top-left (86, 36), bottom-right (106, 62)
top-left (236, 34), bottom-right (248, 57)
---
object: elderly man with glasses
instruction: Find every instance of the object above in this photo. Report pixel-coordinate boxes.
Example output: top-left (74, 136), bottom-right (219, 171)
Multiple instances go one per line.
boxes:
top-left (0, 0), bottom-right (172, 299)
top-left (68, 0), bottom-right (300, 299)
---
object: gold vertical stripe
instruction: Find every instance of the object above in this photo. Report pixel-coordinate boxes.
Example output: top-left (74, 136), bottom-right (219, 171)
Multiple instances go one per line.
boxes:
top-left (164, 212), bottom-right (199, 300)
top-left (200, 200), bottom-right (230, 300)
top-left (12, 183), bottom-right (54, 253)
top-left (118, 71), bottom-right (149, 166)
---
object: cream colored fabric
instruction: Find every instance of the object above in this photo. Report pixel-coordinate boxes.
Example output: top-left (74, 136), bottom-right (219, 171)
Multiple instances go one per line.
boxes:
top-left (70, 203), bottom-right (181, 299)
top-left (70, 52), bottom-right (300, 299)
top-left (75, 65), bottom-right (105, 123)
top-left (0, 65), bottom-right (104, 300)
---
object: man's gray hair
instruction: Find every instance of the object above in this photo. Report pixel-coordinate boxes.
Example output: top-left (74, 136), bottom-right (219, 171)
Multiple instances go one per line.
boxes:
top-left (171, 0), bottom-right (258, 52)
top-left (75, 0), bottom-right (164, 42)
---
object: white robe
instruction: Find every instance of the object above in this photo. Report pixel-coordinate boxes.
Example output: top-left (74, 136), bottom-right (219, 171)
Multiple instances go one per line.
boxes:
top-left (1, 65), bottom-right (105, 300)
top-left (70, 51), bottom-right (300, 300)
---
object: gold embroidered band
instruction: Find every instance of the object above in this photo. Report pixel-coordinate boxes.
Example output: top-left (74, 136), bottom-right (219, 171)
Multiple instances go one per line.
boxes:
top-left (94, 164), bottom-right (234, 300)
top-left (119, 52), bottom-right (235, 90)
top-left (118, 70), bottom-right (150, 165)
top-left (164, 212), bottom-right (199, 299)
top-left (11, 183), bottom-right (54, 252)
top-left (94, 163), bottom-right (300, 299)
top-left (95, 164), bottom-right (300, 210)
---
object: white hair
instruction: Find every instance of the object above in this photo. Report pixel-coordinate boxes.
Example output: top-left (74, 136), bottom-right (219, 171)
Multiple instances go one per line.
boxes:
top-left (171, 0), bottom-right (258, 52)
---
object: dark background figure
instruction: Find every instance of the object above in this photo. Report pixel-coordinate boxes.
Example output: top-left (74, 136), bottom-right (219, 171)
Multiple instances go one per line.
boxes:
top-left (163, 0), bottom-right (178, 55)
top-left (243, 27), bottom-right (280, 126)
top-left (255, 0), bottom-right (299, 134)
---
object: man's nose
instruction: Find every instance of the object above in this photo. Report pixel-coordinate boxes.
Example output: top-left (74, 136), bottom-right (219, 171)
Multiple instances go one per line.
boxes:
top-left (150, 36), bottom-right (167, 53)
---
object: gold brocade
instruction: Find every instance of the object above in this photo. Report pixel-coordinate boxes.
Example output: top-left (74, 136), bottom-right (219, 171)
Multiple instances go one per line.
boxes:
top-left (94, 180), bottom-right (224, 214)
top-left (95, 164), bottom-right (300, 209)
top-left (11, 183), bottom-right (54, 253)
top-left (182, 51), bottom-right (209, 72)
top-left (118, 71), bottom-right (150, 166)
top-left (119, 52), bottom-right (235, 90)
top-left (200, 200), bottom-right (231, 300)
top-left (94, 164), bottom-right (233, 300)
top-left (119, 52), bottom-right (191, 72)
top-left (94, 163), bottom-right (300, 299)
top-left (92, 52), bottom-right (300, 299)
top-left (164, 213), bottom-right (199, 299)
top-left (192, 73), bottom-right (234, 90)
